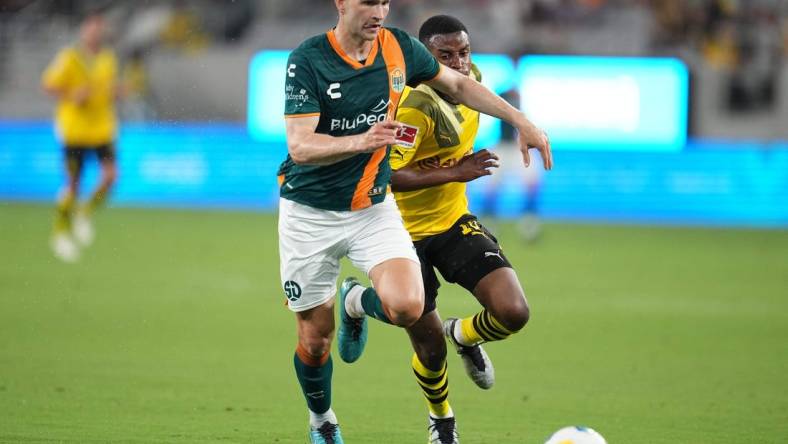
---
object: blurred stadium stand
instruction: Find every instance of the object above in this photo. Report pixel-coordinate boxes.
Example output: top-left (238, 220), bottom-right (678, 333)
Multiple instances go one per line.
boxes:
top-left (1, 0), bottom-right (786, 138)
top-left (0, 0), bottom-right (786, 226)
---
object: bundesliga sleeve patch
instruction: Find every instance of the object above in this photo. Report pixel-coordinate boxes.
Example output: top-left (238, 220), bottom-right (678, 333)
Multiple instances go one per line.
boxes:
top-left (394, 124), bottom-right (419, 148)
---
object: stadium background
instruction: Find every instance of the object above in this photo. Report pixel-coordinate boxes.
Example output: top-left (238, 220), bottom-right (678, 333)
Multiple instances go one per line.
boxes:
top-left (1, 1), bottom-right (786, 443)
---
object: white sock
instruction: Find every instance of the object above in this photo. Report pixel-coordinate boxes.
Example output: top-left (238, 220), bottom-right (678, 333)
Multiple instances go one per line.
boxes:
top-left (453, 320), bottom-right (474, 347)
top-left (344, 285), bottom-right (366, 318)
top-left (309, 408), bottom-right (338, 429)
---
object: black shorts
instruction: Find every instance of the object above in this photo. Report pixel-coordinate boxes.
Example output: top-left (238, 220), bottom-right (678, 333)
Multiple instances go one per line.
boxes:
top-left (64, 144), bottom-right (116, 175)
top-left (414, 214), bottom-right (512, 315)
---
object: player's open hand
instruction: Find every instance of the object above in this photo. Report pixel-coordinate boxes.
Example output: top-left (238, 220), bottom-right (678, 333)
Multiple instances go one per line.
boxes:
top-left (517, 121), bottom-right (553, 170)
top-left (454, 149), bottom-right (499, 182)
top-left (362, 120), bottom-right (404, 152)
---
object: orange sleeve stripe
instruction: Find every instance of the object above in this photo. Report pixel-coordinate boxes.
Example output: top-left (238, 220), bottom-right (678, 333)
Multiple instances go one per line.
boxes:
top-left (350, 29), bottom-right (407, 211)
top-left (284, 113), bottom-right (320, 119)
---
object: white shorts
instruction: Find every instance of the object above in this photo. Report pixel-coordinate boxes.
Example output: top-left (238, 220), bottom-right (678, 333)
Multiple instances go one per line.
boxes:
top-left (278, 195), bottom-right (419, 312)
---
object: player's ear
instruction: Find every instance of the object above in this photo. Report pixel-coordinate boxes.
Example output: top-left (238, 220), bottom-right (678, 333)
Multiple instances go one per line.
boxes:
top-left (335, 0), bottom-right (345, 15)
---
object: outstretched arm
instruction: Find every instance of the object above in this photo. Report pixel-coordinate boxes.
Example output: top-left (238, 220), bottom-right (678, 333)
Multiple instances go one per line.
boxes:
top-left (285, 116), bottom-right (403, 166)
top-left (391, 149), bottom-right (499, 192)
top-left (425, 68), bottom-right (553, 170)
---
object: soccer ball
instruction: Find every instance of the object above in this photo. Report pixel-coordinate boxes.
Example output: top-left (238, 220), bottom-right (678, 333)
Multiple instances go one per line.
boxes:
top-left (544, 426), bottom-right (607, 444)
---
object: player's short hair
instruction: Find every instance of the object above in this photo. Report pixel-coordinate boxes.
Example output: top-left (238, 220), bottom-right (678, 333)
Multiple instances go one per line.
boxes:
top-left (418, 15), bottom-right (469, 45)
top-left (82, 1), bottom-right (112, 21)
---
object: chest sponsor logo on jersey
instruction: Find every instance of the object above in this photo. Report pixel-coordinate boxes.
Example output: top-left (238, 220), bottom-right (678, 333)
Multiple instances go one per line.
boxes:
top-left (417, 154), bottom-right (466, 170)
top-left (390, 68), bottom-right (405, 93)
top-left (394, 124), bottom-right (419, 148)
top-left (287, 64), bottom-right (296, 78)
top-left (330, 98), bottom-right (389, 131)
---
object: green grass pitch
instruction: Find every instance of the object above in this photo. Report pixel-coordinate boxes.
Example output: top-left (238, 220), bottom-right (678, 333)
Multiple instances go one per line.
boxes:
top-left (1, 203), bottom-right (786, 443)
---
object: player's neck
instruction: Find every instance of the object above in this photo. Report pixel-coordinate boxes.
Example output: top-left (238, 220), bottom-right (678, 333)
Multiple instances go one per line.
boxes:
top-left (333, 24), bottom-right (376, 62)
top-left (80, 41), bottom-right (101, 55)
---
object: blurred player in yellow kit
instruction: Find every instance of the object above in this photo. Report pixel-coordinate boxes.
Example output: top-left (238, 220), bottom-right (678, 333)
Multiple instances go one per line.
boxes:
top-left (42, 10), bottom-right (121, 262)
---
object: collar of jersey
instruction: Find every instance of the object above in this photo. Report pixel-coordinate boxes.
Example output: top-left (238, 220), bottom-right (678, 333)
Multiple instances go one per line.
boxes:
top-left (326, 28), bottom-right (380, 69)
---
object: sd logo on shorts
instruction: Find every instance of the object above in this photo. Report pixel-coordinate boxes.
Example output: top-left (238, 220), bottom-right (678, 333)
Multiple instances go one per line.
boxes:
top-left (284, 281), bottom-right (302, 302)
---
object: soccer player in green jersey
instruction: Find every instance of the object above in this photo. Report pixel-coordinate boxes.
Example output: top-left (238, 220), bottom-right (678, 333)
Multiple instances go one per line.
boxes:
top-left (278, 1), bottom-right (551, 443)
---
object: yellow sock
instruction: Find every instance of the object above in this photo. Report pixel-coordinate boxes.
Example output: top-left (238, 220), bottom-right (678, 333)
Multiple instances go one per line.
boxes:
top-left (85, 185), bottom-right (110, 215)
top-left (53, 190), bottom-right (75, 233)
top-left (411, 353), bottom-right (452, 418)
top-left (458, 309), bottom-right (516, 345)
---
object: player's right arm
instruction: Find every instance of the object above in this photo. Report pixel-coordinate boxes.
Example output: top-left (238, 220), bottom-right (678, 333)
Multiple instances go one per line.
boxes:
top-left (42, 49), bottom-right (91, 106)
top-left (284, 47), bottom-right (402, 166)
top-left (285, 117), bottom-right (403, 166)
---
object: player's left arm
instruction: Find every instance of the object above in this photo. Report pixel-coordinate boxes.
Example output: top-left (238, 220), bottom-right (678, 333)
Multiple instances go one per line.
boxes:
top-left (391, 149), bottom-right (500, 192)
top-left (425, 68), bottom-right (553, 170)
top-left (390, 104), bottom-right (500, 191)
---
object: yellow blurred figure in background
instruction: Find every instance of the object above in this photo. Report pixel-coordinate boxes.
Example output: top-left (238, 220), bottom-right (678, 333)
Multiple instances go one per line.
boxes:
top-left (41, 10), bottom-right (121, 262)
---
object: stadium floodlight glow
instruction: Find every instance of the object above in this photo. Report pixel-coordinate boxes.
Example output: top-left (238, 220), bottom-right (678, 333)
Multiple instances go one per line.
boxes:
top-left (518, 55), bottom-right (689, 151)
top-left (247, 50), bottom-right (515, 147)
top-left (248, 50), bottom-right (291, 143)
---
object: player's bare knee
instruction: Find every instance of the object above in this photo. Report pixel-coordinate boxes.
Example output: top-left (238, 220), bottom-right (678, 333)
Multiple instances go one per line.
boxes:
top-left (299, 336), bottom-right (331, 358)
top-left (388, 304), bottom-right (422, 327)
top-left (495, 297), bottom-right (530, 333)
top-left (379, 288), bottom-right (423, 326)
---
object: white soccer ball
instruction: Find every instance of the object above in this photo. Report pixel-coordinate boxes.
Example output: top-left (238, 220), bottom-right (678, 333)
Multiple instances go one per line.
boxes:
top-left (544, 426), bottom-right (608, 444)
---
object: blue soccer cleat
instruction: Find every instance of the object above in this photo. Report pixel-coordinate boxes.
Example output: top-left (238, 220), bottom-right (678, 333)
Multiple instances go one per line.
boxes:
top-left (337, 277), bottom-right (368, 363)
top-left (309, 421), bottom-right (344, 444)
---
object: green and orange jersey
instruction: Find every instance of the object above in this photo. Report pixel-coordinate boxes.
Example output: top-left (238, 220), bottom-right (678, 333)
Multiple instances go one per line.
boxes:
top-left (279, 27), bottom-right (441, 211)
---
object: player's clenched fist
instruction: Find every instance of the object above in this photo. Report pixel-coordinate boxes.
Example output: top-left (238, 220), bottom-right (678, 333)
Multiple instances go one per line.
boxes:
top-left (360, 120), bottom-right (404, 152)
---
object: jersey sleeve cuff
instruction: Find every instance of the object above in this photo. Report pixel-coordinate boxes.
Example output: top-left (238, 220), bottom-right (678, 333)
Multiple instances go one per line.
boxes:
top-left (284, 112), bottom-right (321, 119)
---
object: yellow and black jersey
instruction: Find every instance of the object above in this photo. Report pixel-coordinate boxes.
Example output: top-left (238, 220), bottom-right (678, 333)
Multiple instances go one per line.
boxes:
top-left (391, 65), bottom-right (481, 241)
top-left (42, 46), bottom-right (118, 147)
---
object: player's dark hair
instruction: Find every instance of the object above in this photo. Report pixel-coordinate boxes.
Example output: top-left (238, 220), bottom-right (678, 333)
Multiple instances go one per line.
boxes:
top-left (82, 1), bottom-right (112, 21)
top-left (418, 15), bottom-right (468, 45)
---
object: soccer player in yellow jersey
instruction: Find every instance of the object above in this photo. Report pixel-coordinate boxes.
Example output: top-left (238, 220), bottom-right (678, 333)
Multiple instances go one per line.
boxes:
top-left (42, 11), bottom-right (121, 262)
top-left (390, 15), bottom-right (550, 442)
